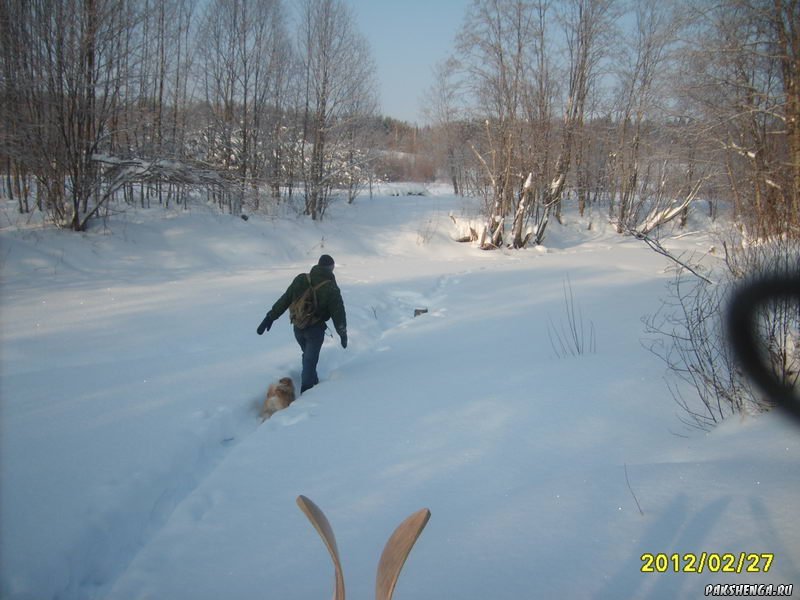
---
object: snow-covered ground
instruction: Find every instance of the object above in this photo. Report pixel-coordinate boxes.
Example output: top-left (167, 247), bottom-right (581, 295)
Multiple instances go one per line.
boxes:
top-left (1, 187), bottom-right (798, 599)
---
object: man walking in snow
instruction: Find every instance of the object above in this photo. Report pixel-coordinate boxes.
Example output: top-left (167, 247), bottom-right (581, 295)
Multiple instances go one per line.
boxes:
top-left (257, 254), bottom-right (347, 393)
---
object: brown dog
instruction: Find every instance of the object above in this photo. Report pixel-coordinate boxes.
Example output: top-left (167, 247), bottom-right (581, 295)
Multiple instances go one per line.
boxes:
top-left (261, 377), bottom-right (296, 421)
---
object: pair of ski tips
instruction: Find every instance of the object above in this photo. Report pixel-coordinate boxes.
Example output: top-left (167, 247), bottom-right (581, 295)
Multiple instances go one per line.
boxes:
top-left (296, 495), bottom-right (431, 600)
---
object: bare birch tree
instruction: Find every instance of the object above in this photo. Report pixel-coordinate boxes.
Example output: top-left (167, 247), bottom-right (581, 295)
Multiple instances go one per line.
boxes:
top-left (119, 0), bottom-right (197, 209)
top-left (514, 0), bottom-right (555, 246)
top-left (680, 0), bottom-right (799, 237)
top-left (456, 0), bottom-right (541, 247)
top-left (529, 0), bottom-right (618, 245)
top-left (608, 0), bottom-right (684, 233)
top-left (297, 0), bottom-right (377, 220)
top-left (422, 58), bottom-right (467, 196)
top-left (197, 0), bottom-right (292, 214)
top-left (452, 0), bottom-right (617, 247)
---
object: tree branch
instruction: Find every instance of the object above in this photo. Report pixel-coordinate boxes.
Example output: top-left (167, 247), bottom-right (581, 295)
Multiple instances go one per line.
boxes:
top-left (627, 227), bottom-right (714, 284)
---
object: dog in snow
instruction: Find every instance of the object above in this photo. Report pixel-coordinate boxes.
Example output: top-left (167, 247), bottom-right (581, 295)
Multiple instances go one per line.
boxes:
top-left (261, 377), bottom-right (296, 421)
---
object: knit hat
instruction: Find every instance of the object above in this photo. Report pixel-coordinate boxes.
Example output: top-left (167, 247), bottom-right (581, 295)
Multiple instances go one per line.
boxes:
top-left (318, 254), bottom-right (335, 269)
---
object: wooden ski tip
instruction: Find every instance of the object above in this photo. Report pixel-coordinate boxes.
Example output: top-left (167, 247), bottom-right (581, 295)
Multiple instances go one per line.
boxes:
top-left (296, 495), bottom-right (346, 600)
top-left (375, 508), bottom-right (431, 600)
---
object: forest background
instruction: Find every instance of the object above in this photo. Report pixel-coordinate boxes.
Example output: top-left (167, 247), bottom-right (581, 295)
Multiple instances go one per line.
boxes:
top-left (1, 0), bottom-right (796, 243)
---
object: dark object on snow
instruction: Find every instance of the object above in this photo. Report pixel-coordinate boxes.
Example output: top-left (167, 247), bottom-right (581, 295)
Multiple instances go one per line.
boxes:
top-left (257, 255), bottom-right (347, 393)
top-left (727, 271), bottom-right (800, 425)
top-left (414, 308), bottom-right (428, 317)
top-left (241, 214), bottom-right (249, 221)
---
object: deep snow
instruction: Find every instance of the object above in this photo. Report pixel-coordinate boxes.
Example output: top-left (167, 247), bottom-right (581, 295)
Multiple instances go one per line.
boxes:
top-left (1, 187), bottom-right (798, 599)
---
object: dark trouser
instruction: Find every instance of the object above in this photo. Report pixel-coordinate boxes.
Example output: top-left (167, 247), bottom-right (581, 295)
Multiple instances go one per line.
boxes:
top-left (293, 322), bottom-right (326, 393)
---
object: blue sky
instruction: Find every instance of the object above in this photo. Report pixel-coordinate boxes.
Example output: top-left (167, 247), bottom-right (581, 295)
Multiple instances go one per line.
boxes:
top-left (347, 0), bottom-right (470, 124)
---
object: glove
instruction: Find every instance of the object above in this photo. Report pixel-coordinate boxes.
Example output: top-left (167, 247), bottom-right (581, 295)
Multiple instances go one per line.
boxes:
top-left (257, 312), bottom-right (274, 335)
top-left (340, 332), bottom-right (348, 349)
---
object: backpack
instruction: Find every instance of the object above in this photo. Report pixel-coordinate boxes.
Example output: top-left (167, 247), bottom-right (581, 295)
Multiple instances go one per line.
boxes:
top-left (289, 274), bottom-right (330, 329)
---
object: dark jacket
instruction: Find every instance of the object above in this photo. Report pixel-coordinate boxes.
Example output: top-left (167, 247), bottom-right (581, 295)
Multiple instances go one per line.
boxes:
top-left (270, 265), bottom-right (347, 336)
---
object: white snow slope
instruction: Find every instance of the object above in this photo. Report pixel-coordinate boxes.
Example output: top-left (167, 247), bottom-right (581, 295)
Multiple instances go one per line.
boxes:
top-left (1, 187), bottom-right (798, 600)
